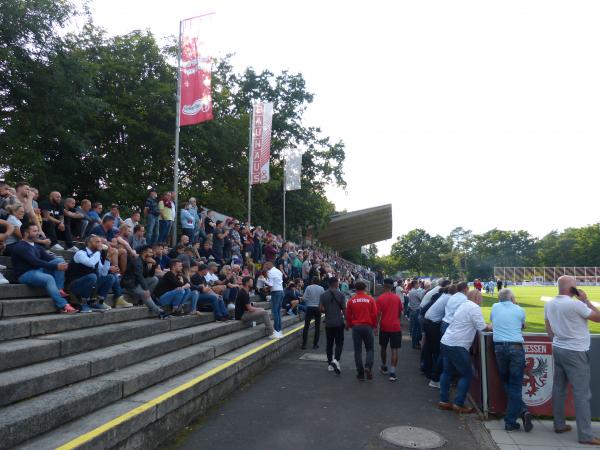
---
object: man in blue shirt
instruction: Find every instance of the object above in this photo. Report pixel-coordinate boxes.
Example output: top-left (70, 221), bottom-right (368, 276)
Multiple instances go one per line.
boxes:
top-left (491, 288), bottom-right (533, 432)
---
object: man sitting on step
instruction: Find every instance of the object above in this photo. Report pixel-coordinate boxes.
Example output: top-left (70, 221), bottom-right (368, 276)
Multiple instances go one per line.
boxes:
top-left (235, 276), bottom-right (278, 339)
top-left (65, 235), bottom-right (132, 312)
top-left (10, 223), bottom-right (77, 313)
top-left (120, 245), bottom-right (167, 319)
top-left (154, 259), bottom-right (192, 314)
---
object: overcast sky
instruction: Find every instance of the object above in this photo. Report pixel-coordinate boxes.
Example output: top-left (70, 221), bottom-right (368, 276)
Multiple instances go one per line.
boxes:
top-left (88, 0), bottom-right (600, 254)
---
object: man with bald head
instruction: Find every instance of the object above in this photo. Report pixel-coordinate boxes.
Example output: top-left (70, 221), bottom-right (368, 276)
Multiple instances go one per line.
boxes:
top-left (439, 289), bottom-right (491, 413)
top-left (545, 276), bottom-right (600, 444)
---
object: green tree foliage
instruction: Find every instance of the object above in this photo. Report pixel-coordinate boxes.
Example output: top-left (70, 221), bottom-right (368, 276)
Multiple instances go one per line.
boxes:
top-left (0, 1), bottom-right (345, 236)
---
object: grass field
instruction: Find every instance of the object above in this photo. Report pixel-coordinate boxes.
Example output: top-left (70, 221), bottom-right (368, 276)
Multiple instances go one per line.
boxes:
top-left (481, 286), bottom-right (600, 333)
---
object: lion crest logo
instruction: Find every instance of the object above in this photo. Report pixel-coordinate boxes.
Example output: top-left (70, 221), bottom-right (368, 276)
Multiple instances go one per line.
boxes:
top-left (522, 343), bottom-right (553, 406)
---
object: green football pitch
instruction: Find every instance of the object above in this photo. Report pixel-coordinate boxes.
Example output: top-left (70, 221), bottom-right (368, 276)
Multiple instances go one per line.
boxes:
top-left (481, 285), bottom-right (600, 333)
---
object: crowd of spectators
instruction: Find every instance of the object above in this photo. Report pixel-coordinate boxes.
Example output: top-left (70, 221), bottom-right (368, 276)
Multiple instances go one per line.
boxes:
top-left (0, 182), bottom-right (372, 327)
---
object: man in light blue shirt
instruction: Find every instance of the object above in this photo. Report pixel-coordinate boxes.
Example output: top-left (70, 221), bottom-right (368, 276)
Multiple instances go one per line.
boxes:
top-left (490, 288), bottom-right (532, 433)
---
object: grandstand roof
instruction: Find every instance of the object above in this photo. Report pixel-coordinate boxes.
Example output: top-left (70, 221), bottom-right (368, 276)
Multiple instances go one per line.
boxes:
top-left (318, 204), bottom-right (393, 252)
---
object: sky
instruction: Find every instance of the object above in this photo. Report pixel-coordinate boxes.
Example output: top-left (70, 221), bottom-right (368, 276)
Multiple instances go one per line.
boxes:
top-left (87, 0), bottom-right (600, 254)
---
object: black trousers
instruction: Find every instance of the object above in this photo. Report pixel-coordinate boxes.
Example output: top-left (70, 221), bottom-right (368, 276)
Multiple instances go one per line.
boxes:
top-left (422, 319), bottom-right (442, 381)
top-left (325, 325), bottom-right (345, 363)
top-left (302, 306), bottom-right (321, 347)
top-left (43, 220), bottom-right (74, 247)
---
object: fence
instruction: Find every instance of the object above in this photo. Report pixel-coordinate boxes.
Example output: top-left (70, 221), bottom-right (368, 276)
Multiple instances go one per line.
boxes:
top-left (494, 266), bottom-right (600, 285)
top-left (469, 332), bottom-right (600, 418)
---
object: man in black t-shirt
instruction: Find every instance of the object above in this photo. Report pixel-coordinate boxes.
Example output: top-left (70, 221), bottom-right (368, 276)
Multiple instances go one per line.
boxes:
top-left (235, 276), bottom-right (277, 339)
top-left (40, 191), bottom-right (76, 251)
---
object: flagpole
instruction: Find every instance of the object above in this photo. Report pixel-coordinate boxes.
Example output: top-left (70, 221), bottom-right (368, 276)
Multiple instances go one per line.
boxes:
top-left (172, 20), bottom-right (183, 245)
top-left (247, 104), bottom-right (253, 225)
top-left (283, 156), bottom-right (286, 241)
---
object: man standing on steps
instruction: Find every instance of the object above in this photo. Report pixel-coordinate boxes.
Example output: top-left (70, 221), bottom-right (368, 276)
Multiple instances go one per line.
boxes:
top-left (439, 289), bottom-right (490, 413)
top-left (545, 276), bottom-right (600, 445)
top-left (346, 281), bottom-right (378, 381)
top-left (491, 288), bottom-right (533, 433)
top-left (302, 277), bottom-right (325, 350)
top-left (263, 261), bottom-right (284, 339)
top-left (235, 276), bottom-right (279, 339)
top-left (320, 277), bottom-right (346, 374)
top-left (376, 278), bottom-right (403, 382)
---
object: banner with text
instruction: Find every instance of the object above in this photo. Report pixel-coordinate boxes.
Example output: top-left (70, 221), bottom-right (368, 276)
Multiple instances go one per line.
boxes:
top-left (284, 148), bottom-right (302, 191)
top-left (250, 102), bottom-right (273, 184)
top-left (179, 15), bottom-right (214, 126)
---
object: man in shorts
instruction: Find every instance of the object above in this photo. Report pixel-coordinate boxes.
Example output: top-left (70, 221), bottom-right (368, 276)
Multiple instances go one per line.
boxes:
top-left (376, 278), bottom-right (403, 382)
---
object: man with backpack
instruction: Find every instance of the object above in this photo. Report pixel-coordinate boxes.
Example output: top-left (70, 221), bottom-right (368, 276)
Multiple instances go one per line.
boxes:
top-left (320, 277), bottom-right (346, 374)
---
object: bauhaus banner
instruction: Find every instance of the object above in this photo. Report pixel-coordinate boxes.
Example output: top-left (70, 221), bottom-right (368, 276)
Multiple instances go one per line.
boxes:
top-left (179, 15), bottom-right (213, 126)
top-left (250, 102), bottom-right (273, 184)
top-left (284, 148), bottom-right (302, 191)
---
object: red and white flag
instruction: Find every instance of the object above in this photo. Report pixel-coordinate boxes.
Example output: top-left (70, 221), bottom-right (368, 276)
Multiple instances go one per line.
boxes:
top-left (179, 15), bottom-right (214, 126)
top-left (250, 102), bottom-right (273, 184)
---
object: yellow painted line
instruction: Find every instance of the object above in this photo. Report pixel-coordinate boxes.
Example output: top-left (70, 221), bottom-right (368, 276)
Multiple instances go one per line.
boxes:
top-left (55, 320), bottom-right (310, 450)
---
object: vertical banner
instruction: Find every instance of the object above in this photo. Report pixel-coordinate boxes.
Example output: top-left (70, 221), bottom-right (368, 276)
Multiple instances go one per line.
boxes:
top-left (284, 148), bottom-right (303, 191)
top-left (250, 102), bottom-right (273, 184)
top-left (179, 15), bottom-right (214, 126)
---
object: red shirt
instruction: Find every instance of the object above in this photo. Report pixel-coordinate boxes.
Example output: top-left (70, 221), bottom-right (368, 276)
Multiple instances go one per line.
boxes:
top-left (346, 292), bottom-right (378, 328)
top-left (377, 292), bottom-right (403, 332)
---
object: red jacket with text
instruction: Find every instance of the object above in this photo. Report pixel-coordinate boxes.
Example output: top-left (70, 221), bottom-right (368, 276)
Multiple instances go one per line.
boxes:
top-left (346, 292), bottom-right (378, 328)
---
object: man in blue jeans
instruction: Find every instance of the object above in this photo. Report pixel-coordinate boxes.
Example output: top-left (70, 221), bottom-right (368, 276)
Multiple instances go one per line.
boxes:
top-left (264, 261), bottom-right (284, 338)
top-left (491, 288), bottom-right (533, 432)
top-left (144, 189), bottom-right (160, 244)
top-left (11, 223), bottom-right (77, 313)
top-left (439, 289), bottom-right (490, 413)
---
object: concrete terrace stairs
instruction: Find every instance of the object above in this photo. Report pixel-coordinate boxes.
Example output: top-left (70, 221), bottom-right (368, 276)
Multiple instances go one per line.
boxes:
top-left (0, 249), bottom-right (306, 449)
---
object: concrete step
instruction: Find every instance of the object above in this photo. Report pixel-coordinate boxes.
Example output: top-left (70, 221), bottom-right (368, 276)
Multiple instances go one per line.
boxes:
top-left (0, 284), bottom-right (46, 299)
top-left (15, 316), bottom-right (304, 450)
top-left (0, 305), bottom-right (153, 342)
top-left (0, 315), bottom-right (259, 406)
top-left (0, 316), bottom-right (297, 449)
top-left (0, 313), bottom-right (211, 373)
top-left (0, 292), bottom-right (123, 318)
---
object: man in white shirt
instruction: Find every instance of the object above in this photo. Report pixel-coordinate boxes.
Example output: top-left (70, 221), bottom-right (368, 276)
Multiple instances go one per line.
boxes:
top-left (421, 280), bottom-right (442, 309)
top-left (545, 276), bottom-right (600, 445)
top-left (264, 261), bottom-right (284, 338)
top-left (441, 282), bottom-right (469, 335)
top-left (439, 289), bottom-right (490, 413)
top-left (123, 211), bottom-right (141, 234)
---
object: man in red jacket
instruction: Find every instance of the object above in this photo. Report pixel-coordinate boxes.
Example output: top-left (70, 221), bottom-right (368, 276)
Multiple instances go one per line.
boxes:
top-left (346, 281), bottom-right (378, 381)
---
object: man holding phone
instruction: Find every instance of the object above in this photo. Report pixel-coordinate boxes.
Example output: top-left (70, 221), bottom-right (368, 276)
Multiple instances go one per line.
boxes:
top-left (545, 275), bottom-right (600, 445)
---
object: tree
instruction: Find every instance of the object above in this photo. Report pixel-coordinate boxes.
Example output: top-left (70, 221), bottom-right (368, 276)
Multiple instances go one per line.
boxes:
top-left (390, 229), bottom-right (449, 276)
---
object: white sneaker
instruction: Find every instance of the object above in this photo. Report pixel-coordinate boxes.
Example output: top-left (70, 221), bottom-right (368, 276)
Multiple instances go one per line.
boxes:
top-left (328, 364), bottom-right (335, 372)
top-left (331, 359), bottom-right (341, 374)
top-left (51, 244), bottom-right (65, 251)
top-left (428, 380), bottom-right (440, 389)
top-left (68, 246), bottom-right (79, 252)
top-left (0, 273), bottom-right (9, 285)
top-left (0, 264), bottom-right (6, 270)
top-left (268, 332), bottom-right (279, 340)
top-left (276, 331), bottom-right (284, 338)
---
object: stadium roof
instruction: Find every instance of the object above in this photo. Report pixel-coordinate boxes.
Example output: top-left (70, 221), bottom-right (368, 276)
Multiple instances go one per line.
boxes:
top-left (317, 204), bottom-right (393, 252)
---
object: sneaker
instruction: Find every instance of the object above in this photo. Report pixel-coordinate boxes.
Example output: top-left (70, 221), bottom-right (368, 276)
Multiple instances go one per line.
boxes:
top-left (0, 264), bottom-right (6, 270)
top-left (275, 331), bottom-right (284, 338)
top-left (67, 246), bottom-right (80, 252)
top-left (332, 359), bottom-right (341, 374)
top-left (328, 364), bottom-right (335, 372)
top-left (114, 296), bottom-right (133, 308)
top-left (505, 423), bottom-right (521, 432)
top-left (521, 411), bottom-right (533, 432)
top-left (59, 289), bottom-right (69, 298)
top-left (365, 367), bottom-right (373, 380)
top-left (51, 244), bottom-right (65, 251)
top-left (60, 304), bottom-right (78, 314)
top-left (268, 332), bottom-right (279, 340)
top-left (158, 311), bottom-right (170, 320)
top-left (356, 372), bottom-right (365, 381)
top-left (0, 273), bottom-right (9, 285)
top-left (380, 365), bottom-right (388, 375)
top-left (389, 373), bottom-right (397, 382)
top-left (287, 310), bottom-right (297, 317)
top-left (301, 344), bottom-right (307, 350)
top-left (90, 303), bottom-right (111, 311)
top-left (80, 304), bottom-right (93, 313)
top-left (428, 380), bottom-right (440, 389)
top-left (312, 344), bottom-right (319, 349)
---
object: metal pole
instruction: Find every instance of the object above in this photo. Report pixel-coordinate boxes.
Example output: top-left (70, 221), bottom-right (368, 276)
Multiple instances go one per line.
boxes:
top-left (247, 104), bottom-right (253, 224)
top-left (283, 156), bottom-right (286, 241)
top-left (480, 332), bottom-right (489, 418)
top-left (172, 20), bottom-right (183, 245)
